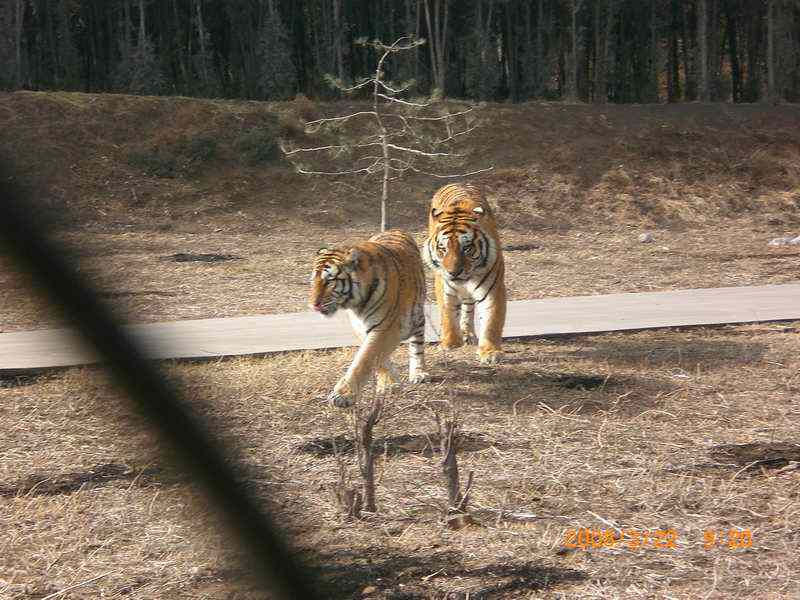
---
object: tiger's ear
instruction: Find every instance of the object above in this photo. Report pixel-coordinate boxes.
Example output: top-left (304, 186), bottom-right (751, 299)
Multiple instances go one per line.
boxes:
top-left (431, 207), bottom-right (443, 219)
top-left (344, 248), bottom-right (360, 272)
top-left (472, 206), bottom-right (485, 216)
top-left (317, 246), bottom-right (329, 255)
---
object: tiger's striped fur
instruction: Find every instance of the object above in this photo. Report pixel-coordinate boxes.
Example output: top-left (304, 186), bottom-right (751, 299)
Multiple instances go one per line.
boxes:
top-left (422, 183), bottom-right (506, 364)
top-left (309, 230), bottom-right (429, 408)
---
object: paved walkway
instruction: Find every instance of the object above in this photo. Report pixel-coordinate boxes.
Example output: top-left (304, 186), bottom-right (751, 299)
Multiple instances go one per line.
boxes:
top-left (1, 283), bottom-right (798, 373)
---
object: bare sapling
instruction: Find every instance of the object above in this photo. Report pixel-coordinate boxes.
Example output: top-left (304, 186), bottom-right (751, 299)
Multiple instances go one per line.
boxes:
top-left (434, 402), bottom-right (478, 529)
top-left (331, 435), bottom-right (363, 519)
top-left (354, 386), bottom-right (384, 513)
top-left (330, 385), bottom-right (385, 517)
top-left (281, 35), bottom-right (491, 232)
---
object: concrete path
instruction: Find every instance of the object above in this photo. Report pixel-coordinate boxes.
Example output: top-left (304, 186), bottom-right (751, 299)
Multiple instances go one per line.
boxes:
top-left (1, 283), bottom-right (798, 373)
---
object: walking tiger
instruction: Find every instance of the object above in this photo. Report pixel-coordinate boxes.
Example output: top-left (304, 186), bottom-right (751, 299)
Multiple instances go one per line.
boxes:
top-left (423, 183), bottom-right (507, 364)
top-left (309, 230), bottom-right (429, 407)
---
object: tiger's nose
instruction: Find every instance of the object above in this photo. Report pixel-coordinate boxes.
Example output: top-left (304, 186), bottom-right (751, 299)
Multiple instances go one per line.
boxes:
top-left (447, 267), bottom-right (463, 278)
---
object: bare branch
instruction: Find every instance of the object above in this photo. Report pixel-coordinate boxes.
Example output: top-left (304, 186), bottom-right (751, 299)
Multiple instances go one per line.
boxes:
top-left (304, 111), bottom-right (378, 127)
top-left (294, 156), bottom-right (383, 176)
top-left (433, 124), bottom-right (480, 145)
top-left (406, 164), bottom-right (495, 178)
top-left (404, 107), bottom-right (474, 121)
top-left (371, 35), bottom-right (425, 54)
top-left (384, 142), bottom-right (460, 157)
top-left (375, 79), bottom-right (415, 95)
top-left (376, 92), bottom-right (430, 108)
top-left (338, 78), bottom-right (376, 93)
top-left (281, 143), bottom-right (348, 156)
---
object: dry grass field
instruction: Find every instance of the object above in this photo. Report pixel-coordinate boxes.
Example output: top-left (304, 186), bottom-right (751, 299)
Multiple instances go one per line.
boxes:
top-left (1, 92), bottom-right (800, 598)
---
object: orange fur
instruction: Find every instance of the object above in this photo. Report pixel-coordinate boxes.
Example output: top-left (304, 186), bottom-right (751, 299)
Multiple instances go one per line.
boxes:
top-left (310, 230), bottom-right (429, 407)
top-left (423, 183), bottom-right (506, 364)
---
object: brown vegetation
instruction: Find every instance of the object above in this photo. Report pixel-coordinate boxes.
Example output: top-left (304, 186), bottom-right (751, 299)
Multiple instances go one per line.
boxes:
top-left (1, 92), bottom-right (800, 597)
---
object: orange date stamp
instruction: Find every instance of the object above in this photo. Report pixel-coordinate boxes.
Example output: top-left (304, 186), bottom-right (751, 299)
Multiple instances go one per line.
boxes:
top-left (563, 528), bottom-right (753, 550)
top-left (564, 528), bottom-right (678, 550)
top-left (703, 529), bottom-right (753, 550)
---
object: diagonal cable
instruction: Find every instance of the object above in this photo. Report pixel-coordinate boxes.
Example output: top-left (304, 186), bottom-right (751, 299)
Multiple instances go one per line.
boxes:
top-left (0, 163), bottom-right (320, 600)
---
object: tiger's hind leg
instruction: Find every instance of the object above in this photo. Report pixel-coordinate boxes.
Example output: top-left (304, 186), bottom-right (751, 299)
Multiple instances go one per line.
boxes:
top-left (460, 302), bottom-right (478, 345)
top-left (435, 274), bottom-right (463, 349)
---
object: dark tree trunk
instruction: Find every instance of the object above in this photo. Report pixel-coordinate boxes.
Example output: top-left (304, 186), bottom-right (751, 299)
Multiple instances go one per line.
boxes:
top-left (698, 0), bottom-right (709, 101)
top-left (725, 0), bottom-right (741, 102)
top-left (14, 0), bottom-right (24, 87)
top-left (667, 0), bottom-right (681, 101)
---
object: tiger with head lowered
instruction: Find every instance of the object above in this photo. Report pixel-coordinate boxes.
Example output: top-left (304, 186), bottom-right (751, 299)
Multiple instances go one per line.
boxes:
top-left (310, 230), bottom-right (429, 408)
top-left (423, 183), bottom-right (506, 364)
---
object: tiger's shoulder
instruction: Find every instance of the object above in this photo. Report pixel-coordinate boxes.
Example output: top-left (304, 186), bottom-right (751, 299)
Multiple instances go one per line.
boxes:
top-left (428, 183), bottom-right (499, 239)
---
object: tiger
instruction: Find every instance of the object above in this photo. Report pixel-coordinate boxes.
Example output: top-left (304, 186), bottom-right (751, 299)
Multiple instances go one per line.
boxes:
top-left (422, 183), bottom-right (507, 364)
top-left (309, 230), bottom-right (429, 408)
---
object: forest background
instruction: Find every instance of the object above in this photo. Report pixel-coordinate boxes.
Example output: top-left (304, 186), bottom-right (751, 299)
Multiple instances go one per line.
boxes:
top-left (2, 0), bottom-right (800, 105)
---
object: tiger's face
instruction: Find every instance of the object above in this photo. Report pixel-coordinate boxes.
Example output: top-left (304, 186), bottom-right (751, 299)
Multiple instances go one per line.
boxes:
top-left (427, 205), bottom-right (487, 282)
top-left (309, 248), bottom-right (359, 316)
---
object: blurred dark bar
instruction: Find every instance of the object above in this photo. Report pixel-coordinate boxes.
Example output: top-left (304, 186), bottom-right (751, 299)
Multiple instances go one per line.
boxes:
top-left (0, 162), bottom-right (319, 600)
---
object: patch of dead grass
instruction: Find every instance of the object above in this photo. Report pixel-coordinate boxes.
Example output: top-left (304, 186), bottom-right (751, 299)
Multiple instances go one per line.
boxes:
top-left (2, 323), bottom-right (800, 597)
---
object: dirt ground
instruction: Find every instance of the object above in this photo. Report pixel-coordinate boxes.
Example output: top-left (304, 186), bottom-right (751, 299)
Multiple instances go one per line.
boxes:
top-left (2, 221), bottom-right (799, 333)
top-left (2, 325), bottom-right (800, 599)
top-left (1, 92), bottom-right (800, 598)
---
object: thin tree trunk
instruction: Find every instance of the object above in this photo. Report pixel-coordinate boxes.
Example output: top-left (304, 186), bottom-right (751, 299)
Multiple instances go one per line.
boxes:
top-left (605, 0), bottom-right (615, 102)
top-left (415, 0), bottom-right (421, 85)
top-left (650, 0), bottom-right (659, 102)
top-left (767, 0), bottom-right (775, 101)
top-left (138, 0), bottom-right (147, 49)
top-left (725, 0), bottom-right (741, 102)
top-left (536, 0), bottom-right (544, 96)
top-left (423, 0), bottom-right (438, 92)
top-left (333, 0), bottom-right (344, 82)
top-left (681, 0), bottom-right (696, 100)
top-left (505, 1), bottom-right (517, 101)
top-left (524, 0), bottom-right (532, 98)
top-left (424, 0), bottom-right (447, 94)
top-left (374, 48), bottom-right (390, 231)
top-left (594, 0), bottom-right (606, 103)
top-left (708, 0), bottom-right (721, 100)
top-left (439, 0), bottom-right (449, 93)
top-left (171, 0), bottom-right (187, 89)
top-left (195, 0), bottom-right (208, 84)
top-left (667, 0), bottom-right (681, 102)
top-left (698, 0), bottom-right (708, 101)
top-left (14, 0), bottom-right (23, 87)
top-left (569, 0), bottom-right (578, 100)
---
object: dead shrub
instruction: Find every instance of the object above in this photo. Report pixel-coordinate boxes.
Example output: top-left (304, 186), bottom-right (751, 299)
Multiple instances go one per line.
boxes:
top-left (601, 166), bottom-right (633, 190)
top-left (126, 134), bottom-right (218, 178)
top-left (748, 149), bottom-right (800, 190)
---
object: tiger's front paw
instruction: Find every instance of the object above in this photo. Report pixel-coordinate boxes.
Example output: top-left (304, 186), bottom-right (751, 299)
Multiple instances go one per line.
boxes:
top-left (408, 370), bottom-right (430, 384)
top-left (327, 390), bottom-right (354, 408)
top-left (328, 381), bottom-right (354, 408)
top-left (478, 347), bottom-right (503, 365)
top-left (462, 330), bottom-right (478, 345)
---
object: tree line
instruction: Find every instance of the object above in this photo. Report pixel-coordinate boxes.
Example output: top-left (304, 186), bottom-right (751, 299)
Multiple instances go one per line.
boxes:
top-left (2, 0), bottom-right (799, 104)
